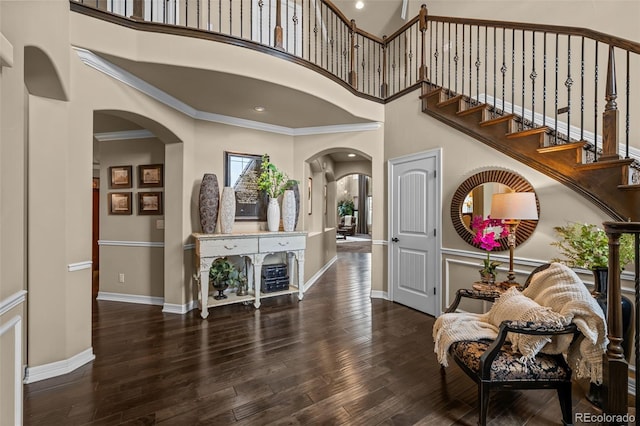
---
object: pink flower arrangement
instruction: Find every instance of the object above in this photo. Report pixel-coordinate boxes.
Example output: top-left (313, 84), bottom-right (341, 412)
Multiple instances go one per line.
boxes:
top-left (471, 215), bottom-right (508, 277)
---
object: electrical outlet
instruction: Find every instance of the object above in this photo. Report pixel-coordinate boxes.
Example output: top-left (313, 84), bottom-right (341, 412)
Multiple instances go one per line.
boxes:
top-left (118, 273), bottom-right (125, 283)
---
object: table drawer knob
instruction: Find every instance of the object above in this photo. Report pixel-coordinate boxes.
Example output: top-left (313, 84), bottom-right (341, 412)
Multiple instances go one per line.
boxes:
top-left (224, 244), bottom-right (237, 250)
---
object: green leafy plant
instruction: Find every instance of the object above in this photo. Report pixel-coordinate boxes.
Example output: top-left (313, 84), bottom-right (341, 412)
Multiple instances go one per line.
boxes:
top-left (256, 154), bottom-right (297, 199)
top-left (337, 198), bottom-right (355, 217)
top-left (208, 257), bottom-right (246, 289)
top-left (551, 222), bottom-right (634, 271)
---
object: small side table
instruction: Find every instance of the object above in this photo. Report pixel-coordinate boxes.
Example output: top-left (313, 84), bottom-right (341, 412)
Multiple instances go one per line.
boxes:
top-left (472, 282), bottom-right (505, 293)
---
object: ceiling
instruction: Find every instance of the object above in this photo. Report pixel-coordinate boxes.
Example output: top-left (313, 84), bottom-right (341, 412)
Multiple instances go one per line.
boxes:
top-left (91, 1), bottom-right (409, 165)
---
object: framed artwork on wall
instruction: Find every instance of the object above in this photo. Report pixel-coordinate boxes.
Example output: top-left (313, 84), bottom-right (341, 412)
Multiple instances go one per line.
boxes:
top-left (108, 192), bottom-right (132, 215)
top-left (224, 151), bottom-right (267, 221)
top-left (109, 165), bottom-right (132, 189)
top-left (138, 164), bottom-right (164, 188)
top-left (308, 177), bottom-right (312, 215)
top-left (138, 192), bottom-right (163, 215)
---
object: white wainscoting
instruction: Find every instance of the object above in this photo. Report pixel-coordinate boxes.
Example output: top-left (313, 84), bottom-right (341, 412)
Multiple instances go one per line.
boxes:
top-left (0, 290), bottom-right (26, 425)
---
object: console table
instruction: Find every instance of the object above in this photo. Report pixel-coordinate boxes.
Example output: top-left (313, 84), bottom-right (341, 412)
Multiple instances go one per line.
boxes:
top-left (192, 231), bottom-right (306, 319)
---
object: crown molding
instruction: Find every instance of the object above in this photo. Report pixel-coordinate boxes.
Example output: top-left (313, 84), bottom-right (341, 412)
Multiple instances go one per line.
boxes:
top-left (73, 46), bottom-right (380, 137)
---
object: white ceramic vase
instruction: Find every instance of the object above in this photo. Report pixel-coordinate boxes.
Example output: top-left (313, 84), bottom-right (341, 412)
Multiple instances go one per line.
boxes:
top-left (267, 197), bottom-right (280, 232)
top-left (282, 190), bottom-right (296, 232)
top-left (220, 187), bottom-right (236, 234)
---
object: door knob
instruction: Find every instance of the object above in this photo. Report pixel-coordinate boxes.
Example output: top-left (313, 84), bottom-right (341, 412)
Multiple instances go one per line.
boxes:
top-left (391, 237), bottom-right (399, 242)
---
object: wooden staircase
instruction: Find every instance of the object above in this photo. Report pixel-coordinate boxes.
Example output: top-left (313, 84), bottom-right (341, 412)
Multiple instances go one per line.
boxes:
top-left (419, 83), bottom-right (640, 221)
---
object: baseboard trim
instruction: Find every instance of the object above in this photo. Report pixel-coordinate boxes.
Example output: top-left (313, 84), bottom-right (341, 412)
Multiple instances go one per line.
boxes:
top-left (24, 348), bottom-right (95, 384)
top-left (97, 292), bottom-right (164, 306)
top-left (370, 290), bottom-right (389, 300)
top-left (304, 256), bottom-right (337, 292)
top-left (162, 300), bottom-right (198, 314)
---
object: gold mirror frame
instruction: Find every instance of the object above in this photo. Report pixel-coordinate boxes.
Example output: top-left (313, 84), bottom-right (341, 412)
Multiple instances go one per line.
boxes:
top-left (450, 170), bottom-right (540, 251)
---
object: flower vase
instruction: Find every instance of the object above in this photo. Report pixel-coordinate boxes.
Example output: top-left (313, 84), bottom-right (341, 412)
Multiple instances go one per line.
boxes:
top-left (219, 187), bottom-right (235, 234)
top-left (282, 190), bottom-right (296, 232)
top-left (267, 197), bottom-right (280, 232)
top-left (198, 173), bottom-right (219, 234)
top-left (479, 270), bottom-right (496, 285)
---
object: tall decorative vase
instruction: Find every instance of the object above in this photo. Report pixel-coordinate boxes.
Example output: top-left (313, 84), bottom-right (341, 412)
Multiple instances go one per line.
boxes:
top-left (282, 190), bottom-right (296, 232)
top-left (219, 187), bottom-right (236, 234)
top-left (291, 183), bottom-right (301, 230)
top-left (267, 197), bottom-right (280, 232)
top-left (198, 174), bottom-right (219, 234)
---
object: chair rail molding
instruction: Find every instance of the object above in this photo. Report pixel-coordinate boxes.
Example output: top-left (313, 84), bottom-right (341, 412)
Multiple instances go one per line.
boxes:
top-left (98, 240), bottom-right (165, 248)
top-left (68, 261), bottom-right (92, 272)
top-left (0, 290), bottom-right (27, 316)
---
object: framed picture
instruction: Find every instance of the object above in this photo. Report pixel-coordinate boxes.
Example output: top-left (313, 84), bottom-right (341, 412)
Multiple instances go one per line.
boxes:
top-left (224, 151), bottom-right (267, 221)
top-left (307, 177), bottom-right (312, 215)
top-left (108, 192), bottom-right (132, 215)
top-left (138, 164), bottom-right (164, 188)
top-left (138, 192), bottom-right (163, 215)
top-left (109, 166), bottom-right (132, 189)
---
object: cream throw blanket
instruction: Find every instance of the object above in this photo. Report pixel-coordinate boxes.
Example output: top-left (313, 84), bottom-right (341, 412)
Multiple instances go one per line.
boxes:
top-left (433, 263), bottom-right (608, 383)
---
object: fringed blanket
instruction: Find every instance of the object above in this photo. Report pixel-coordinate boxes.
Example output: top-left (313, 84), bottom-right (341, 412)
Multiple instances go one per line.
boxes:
top-left (433, 263), bottom-right (608, 383)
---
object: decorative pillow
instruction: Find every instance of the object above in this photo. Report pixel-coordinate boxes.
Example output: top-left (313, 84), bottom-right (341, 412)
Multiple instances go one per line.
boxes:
top-left (485, 287), bottom-right (566, 359)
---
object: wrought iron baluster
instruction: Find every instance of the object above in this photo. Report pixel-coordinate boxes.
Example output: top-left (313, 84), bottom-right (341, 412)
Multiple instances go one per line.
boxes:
top-left (531, 31), bottom-right (537, 127)
top-left (196, 0), bottom-right (199, 29)
top-left (580, 37), bottom-right (585, 141)
top-left (543, 32), bottom-right (547, 128)
top-left (462, 24), bottom-right (465, 95)
top-left (493, 27), bottom-right (496, 110)
top-left (259, 0), bottom-right (264, 44)
top-left (268, 0), bottom-right (272, 46)
top-left (429, 23), bottom-right (433, 83)
top-left (219, 0), bottom-right (222, 33)
top-left (448, 23), bottom-right (451, 92)
top-left (511, 29), bottom-right (515, 115)
top-left (566, 35), bottom-right (573, 140)
top-left (554, 33), bottom-right (559, 144)
top-left (484, 26), bottom-right (487, 104)
top-left (501, 28), bottom-right (506, 113)
top-left (185, 0), bottom-right (188, 27)
top-left (625, 50), bottom-right (630, 159)
top-left (522, 31), bottom-right (526, 128)
top-left (434, 21), bottom-right (439, 86)
top-left (469, 25), bottom-right (473, 99)
top-left (292, 6), bottom-right (298, 56)
top-left (441, 22), bottom-right (445, 89)
top-left (229, 0), bottom-right (232, 35)
top-left (476, 25), bottom-right (480, 103)
top-left (594, 41), bottom-right (599, 160)
top-left (454, 24), bottom-right (459, 94)
top-left (286, 0), bottom-right (289, 52)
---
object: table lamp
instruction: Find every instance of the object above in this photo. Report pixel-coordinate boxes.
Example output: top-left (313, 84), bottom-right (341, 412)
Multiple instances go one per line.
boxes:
top-left (490, 192), bottom-right (539, 285)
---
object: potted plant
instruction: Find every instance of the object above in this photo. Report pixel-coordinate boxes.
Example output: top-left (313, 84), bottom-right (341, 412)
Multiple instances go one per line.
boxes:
top-left (209, 257), bottom-right (247, 300)
top-left (337, 198), bottom-right (355, 217)
top-left (256, 154), bottom-right (297, 231)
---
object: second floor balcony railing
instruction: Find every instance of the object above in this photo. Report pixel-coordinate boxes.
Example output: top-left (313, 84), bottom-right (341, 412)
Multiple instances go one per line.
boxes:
top-left (72, 0), bottom-right (639, 171)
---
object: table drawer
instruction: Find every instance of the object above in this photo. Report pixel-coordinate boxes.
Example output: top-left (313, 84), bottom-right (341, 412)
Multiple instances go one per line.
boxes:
top-left (259, 235), bottom-right (306, 253)
top-left (198, 238), bottom-right (258, 257)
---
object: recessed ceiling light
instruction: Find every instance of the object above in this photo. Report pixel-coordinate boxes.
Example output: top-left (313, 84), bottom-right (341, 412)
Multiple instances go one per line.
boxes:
top-left (348, 153), bottom-right (356, 157)
top-left (254, 106), bottom-right (265, 112)
top-left (355, 1), bottom-right (364, 9)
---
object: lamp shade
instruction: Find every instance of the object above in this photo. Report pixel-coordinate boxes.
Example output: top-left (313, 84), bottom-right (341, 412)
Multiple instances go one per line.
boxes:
top-left (490, 192), bottom-right (539, 220)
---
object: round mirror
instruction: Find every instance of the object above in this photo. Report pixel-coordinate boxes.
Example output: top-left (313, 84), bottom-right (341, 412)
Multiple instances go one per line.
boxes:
top-left (451, 170), bottom-right (539, 251)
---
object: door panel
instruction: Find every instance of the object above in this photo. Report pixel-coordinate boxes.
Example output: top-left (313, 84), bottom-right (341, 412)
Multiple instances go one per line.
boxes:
top-left (389, 150), bottom-right (440, 316)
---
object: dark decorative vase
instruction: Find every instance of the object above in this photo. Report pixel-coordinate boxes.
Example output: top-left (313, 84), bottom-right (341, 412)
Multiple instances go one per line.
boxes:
top-left (211, 278), bottom-right (228, 300)
top-left (199, 174), bottom-right (219, 234)
top-left (479, 270), bottom-right (496, 285)
top-left (587, 267), bottom-right (633, 408)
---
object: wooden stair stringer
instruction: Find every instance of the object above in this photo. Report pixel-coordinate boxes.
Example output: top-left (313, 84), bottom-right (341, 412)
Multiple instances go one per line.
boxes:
top-left (420, 99), bottom-right (636, 221)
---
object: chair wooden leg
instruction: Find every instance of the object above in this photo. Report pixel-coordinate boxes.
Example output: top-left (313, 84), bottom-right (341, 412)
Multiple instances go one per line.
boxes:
top-left (557, 382), bottom-right (573, 425)
top-left (478, 382), bottom-right (490, 426)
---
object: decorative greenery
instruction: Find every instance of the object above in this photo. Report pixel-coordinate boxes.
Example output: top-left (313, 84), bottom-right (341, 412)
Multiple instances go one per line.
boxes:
top-left (337, 198), bottom-right (355, 217)
top-left (551, 222), bottom-right (634, 271)
top-left (471, 215), bottom-right (508, 276)
top-left (208, 257), bottom-right (246, 289)
top-left (256, 154), bottom-right (297, 199)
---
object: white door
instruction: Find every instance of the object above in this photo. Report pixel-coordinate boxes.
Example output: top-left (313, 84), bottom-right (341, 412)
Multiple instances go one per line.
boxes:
top-left (388, 149), bottom-right (441, 316)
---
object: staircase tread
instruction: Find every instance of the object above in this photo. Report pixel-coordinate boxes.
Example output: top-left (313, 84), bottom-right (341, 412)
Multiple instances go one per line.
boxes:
top-left (537, 141), bottom-right (587, 153)
top-left (575, 158), bottom-right (635, 170)
top-left (479, 114), bottom-right (515, 127)
top-left (506, 126), bottom-right (549, 138)
top-left (436, 95), bottom-right (463, 108)
top-left (618, 184), bottom-right (640, 191)
top-left (457, 103), bottom-right (488, 117)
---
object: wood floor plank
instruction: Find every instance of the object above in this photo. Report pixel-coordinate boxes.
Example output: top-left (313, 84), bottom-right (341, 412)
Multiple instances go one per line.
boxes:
top-left (24, 244), bottom-right (611, 425)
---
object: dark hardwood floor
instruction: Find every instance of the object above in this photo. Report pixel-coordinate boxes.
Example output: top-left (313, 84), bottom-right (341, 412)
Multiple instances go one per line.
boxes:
top-left (24, 251), bottom-right (606, 425)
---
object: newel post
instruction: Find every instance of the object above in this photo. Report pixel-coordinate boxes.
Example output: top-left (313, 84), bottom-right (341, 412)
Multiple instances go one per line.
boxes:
top-left (349, 19), bottom-right (357, 88)
top-left (381, 35), bottom-right (388, 98)
top-left (602, 223), bottom-right (628, 418)
top-left (601, 45), bottom-right (620, 161)
top-left (274, 0), bottom-right (283, 49)
top-left (419, 4), bottom-right (428, 82)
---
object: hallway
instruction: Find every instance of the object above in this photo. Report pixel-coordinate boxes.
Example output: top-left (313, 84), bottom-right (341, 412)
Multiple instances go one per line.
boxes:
top-left (24, 251), bottom-right (602, 425)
